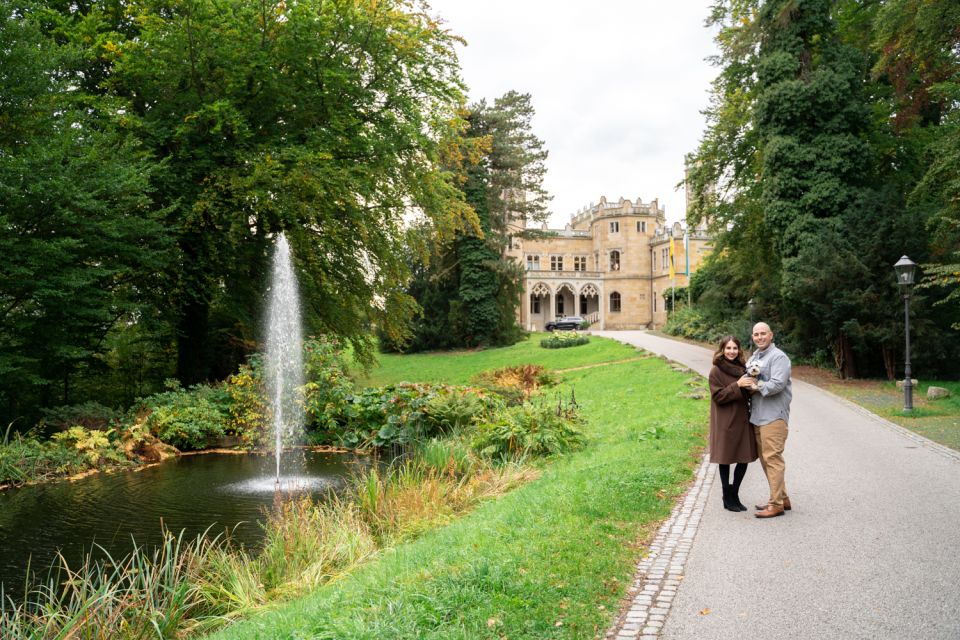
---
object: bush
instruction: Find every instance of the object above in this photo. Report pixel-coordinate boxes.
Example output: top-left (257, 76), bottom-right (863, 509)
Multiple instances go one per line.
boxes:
top-left (472, 400), bottom-right (585, 459)
top-left (0, 427), bottom-right (132, 487)
top-left (540, 331), bottom-right (590, 349)
top-left (662, 305), bottom-right (748, 345)
top-left (340, 383), bottom-right (440, 449)
top-left (0, 435), bottom-right (84, 486)
top-left (302, 336), bottom-right (355, 436)
top-left (423, 388), bottom-right (499, 435)
top-left (471, 365), bottom-right (556, 404)
top-left (136, 383), bottom-right (230, 451)
top-left (223, 361), bottom-right (269, 449)
top-left (50, 426), bottom-right (127, 466)
top-left (39, 402), bottom-right (120, 434)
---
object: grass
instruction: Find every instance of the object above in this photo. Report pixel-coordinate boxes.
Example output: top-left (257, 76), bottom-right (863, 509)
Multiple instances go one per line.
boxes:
top-left (826, 379), bottom-right (960, 451)
top-left (356, 333), bottom-right (639, 387)
top-left (208, 337), bottom-right (708, 639)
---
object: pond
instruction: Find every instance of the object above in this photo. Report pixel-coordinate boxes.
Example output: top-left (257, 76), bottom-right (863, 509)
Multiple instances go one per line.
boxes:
top-left (0, 450), bottom-right (366, 600)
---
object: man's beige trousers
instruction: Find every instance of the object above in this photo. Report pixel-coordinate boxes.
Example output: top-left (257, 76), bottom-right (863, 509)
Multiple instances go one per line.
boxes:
top-left (754, 418), bottom-right (789, 507)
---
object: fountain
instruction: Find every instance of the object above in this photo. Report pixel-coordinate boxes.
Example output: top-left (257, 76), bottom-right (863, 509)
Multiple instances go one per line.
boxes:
top-left (264, 233), bottom-right (304, 486)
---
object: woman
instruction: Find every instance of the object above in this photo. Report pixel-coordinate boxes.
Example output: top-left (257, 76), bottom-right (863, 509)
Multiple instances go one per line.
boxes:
top-left (708, 335), bottom-right (759, 512)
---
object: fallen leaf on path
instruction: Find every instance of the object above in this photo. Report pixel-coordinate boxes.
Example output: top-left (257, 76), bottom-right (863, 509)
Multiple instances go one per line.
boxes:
top-left (699, 608), bottom-right (711, 615)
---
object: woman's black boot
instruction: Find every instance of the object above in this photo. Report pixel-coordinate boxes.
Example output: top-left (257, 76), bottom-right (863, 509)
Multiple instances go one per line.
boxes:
top-left (730, 463), bottom-right (748, 511)
top-left (718, 465), bottom-right (737, 511)
top-left (721, 485), bottom-right (738, 511)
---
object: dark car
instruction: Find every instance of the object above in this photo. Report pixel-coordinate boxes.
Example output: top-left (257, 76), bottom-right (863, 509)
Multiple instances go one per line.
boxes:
top-left (545, 316), bottom-right (584, 331)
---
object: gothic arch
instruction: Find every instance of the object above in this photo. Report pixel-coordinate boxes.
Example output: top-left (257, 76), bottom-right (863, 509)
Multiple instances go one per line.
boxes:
top-left (579, 283), bottom-right (599, 298)
top-left (530, 282), bottom-right (551, 296)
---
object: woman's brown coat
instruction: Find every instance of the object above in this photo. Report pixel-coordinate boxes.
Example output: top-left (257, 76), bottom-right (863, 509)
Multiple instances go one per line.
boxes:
top-left (708, 359), bottom-right (758, 464)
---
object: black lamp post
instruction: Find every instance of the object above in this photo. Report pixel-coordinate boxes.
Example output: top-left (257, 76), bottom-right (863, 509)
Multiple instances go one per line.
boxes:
top-left (748, 298), bottom-right (756, 323)
top-left (894, 256), bottom-right (917, 411)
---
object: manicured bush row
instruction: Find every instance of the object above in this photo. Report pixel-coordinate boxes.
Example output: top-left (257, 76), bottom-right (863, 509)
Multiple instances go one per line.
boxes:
top-left (541, 331), bottom-right (590, 349)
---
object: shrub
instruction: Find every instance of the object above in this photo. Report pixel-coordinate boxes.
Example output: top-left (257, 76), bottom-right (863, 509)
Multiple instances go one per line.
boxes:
top-left (540, 331), bottom-right (590, 349)
top-left (136, 383), bottom-right (230, 451)
top-left (39, 402), bottom-right (120, 434)
top-left (50, 426), bottom-right (126, 466)
top-left (0, 433), bottom-right (88, 486)
top-left (340, 383), bottom-right (440, 449)
top-left (223, 361), bottom-right (268, 449)
top-left (472, 400), bottom-right (585, 459)
top-left (302, 336), bottom-right (355, 437)
top-left (422, 388), bottom-right (497, 435)
top-left (471, 365), bottom-right (556, 403)
top-left (662, 305), bottom-right (748, 345)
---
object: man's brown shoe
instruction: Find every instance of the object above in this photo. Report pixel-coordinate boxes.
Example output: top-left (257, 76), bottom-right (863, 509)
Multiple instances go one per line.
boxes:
top-left (754, 496), bottom-right (791, 511)
top-left (755, 504), bottom-right (785, 518)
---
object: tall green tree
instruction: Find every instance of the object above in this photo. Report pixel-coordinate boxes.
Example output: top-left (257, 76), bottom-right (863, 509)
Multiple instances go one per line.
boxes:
top-left (393, 91), bottom-right (551, 351)
top-left (83, 0), bottom-right (472, 380)
top-left (0, 1), bottom-right (170, 424)
top-left (685, 0), bottom-right (960, 377)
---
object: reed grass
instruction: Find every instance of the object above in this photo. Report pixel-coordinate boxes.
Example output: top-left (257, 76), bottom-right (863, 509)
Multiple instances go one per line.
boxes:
top-left (0, 531), bottom-right (209, 639)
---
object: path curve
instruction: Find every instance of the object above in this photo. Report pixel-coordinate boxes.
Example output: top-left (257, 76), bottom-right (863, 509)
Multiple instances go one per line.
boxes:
top-left (596, 330), bottom-right (960, 640)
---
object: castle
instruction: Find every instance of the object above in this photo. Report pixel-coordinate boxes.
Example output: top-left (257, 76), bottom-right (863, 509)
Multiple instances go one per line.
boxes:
top-left (505, 196), bottom-right (712, 330)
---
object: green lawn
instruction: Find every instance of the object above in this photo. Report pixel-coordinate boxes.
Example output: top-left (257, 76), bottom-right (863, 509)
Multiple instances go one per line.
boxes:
top-left (827, 380), bottom-right (960, 451)
top-left (354, 333), bottom-right (641, 387)
top-left (212, 337), bottom-right (707, 639)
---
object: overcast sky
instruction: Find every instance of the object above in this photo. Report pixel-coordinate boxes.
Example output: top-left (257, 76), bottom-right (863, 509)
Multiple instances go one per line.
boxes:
top-left (427, 1), bottom-right (720, 227)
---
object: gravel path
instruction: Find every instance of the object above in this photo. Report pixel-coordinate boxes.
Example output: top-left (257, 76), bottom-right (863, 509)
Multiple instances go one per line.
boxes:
top-left (595, 330), bottom-right (960, 640)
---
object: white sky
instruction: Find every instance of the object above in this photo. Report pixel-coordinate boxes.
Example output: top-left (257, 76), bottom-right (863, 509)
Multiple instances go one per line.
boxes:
top-left (427, 1), bottom-right (720, 227)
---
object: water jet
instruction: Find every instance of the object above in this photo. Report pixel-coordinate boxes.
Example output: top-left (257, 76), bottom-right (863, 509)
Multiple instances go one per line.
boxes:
top-left (264, 233), bottom-right (304, 486)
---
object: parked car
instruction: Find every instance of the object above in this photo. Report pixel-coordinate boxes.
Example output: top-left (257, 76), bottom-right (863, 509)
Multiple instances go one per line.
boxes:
top-left (545, 316), bottom-right (585, 331)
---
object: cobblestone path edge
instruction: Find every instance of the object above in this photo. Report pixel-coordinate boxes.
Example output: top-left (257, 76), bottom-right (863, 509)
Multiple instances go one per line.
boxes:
top-left (604, 454), bottom-right (712, 640)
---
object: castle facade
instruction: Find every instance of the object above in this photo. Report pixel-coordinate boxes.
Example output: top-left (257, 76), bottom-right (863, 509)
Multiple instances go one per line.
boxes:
top-left (506, 196), bottom-right (711, 331)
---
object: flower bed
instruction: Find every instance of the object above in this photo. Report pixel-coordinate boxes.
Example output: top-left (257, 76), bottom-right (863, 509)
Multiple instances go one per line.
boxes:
top-left (540, 331), bottom-right (590, 349)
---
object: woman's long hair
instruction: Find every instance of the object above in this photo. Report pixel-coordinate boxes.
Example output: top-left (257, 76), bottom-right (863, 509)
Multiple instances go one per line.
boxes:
top-left (712, 334), bottom-right (745, 366)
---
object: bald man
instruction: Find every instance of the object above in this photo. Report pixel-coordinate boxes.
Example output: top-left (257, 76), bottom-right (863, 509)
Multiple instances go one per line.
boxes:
top-left (741, 322), bottom-right (793, 518)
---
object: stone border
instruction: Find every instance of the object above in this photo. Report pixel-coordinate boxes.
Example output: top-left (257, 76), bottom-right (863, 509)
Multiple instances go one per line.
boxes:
top-left (605, 453), bottom-right (712, 639)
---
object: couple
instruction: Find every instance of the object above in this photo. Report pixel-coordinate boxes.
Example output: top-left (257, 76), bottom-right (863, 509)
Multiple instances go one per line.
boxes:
top-left (708, 322), bottom-right (793, 519)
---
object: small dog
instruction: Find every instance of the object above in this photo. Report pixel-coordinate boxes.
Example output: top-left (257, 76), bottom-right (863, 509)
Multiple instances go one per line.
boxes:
top-left (746, 361), bottom-right (761, 378)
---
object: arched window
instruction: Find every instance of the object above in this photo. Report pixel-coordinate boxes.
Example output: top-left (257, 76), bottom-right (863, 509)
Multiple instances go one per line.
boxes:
top-left (610, 291), bottom-right (622, 313)
top-left (610, 250), bottom-right (621, 271)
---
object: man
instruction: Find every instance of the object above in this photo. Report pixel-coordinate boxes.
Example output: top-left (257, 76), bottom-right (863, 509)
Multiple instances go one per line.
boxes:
top-left (739, 322), bottom-right (792, 518)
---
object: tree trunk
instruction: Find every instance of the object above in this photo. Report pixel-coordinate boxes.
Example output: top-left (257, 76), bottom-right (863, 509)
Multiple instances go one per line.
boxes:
top-left (833, 332), bottom-right (857, 380)
top-left (881, 345), bottom-right (896, 380)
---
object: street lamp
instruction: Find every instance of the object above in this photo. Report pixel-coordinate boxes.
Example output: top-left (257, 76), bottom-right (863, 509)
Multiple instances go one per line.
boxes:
top-left (748, 298), bottom-right (756, 323)
top-left (894, 256), bottom-right (917, 411)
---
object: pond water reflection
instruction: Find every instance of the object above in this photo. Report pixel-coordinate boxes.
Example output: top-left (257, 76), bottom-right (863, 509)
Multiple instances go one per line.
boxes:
top-left (0, 450), bottom-right (366, 599)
